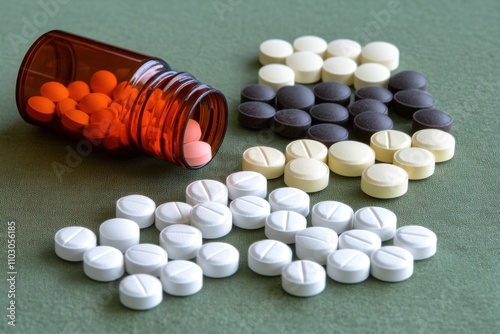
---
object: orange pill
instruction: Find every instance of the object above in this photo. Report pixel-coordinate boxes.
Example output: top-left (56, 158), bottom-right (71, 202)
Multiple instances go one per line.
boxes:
top-left (40, 81), bottom-right (69, 102)
top-left (183, 141), bottom-right (212, 167)
top-left (83, 122), bottom-right (108, 141)
top-left (26, 96), bottom-right (56, 122)
top-left (67, 81), bottom-right (90, 102)
top-left (79, 93), bottom-right (111, 114)
top-left (112, 81), bottom-right (131, 101)
top-left (90, 70), bottom-right (118, 96)
top-left (61, 109), bottom-right (90, 133)
top-left (184, 119), bottom-right (202, 143)
top-left (56, 97), bottom-right (78, 118)
top-left (90, 108), bottom-right (115, 124)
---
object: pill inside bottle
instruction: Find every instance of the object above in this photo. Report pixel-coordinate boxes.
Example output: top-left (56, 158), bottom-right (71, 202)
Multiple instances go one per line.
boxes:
top-left (16, 30), bottom-right (228, 168)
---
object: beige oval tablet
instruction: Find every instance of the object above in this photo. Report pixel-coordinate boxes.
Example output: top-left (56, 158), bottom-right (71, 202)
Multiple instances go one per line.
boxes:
top-left (326, 39), bottom-right (362, 63)
top-left (322, 57), bottom-right (357, 85)
top-left (393, 147), bottom-right (435, 180)
top-left (284, 158), bottom-right (330, 193)
top-left (328, 141), bottom-right (375, 177)
top-left (411, 129), bottom-right (455, 162)
top-left (285, 51), bottom-right (323, 84)
top-left (354, 63), bottom-right (391, 89)
top-left (361, 163), bottom-right (408, 199)
top-left (285, 139), bottom-right (328, 163)
top-left (259, 39), bottom-right (294, 65)
top-left (370, 130), bottom-right (412, 163)
top-left (258, 64), bottom-right (295, 91)
top-left (242, 146), bottom-right (286, 179)
top-left (361, 41), bottom-right (399, 70)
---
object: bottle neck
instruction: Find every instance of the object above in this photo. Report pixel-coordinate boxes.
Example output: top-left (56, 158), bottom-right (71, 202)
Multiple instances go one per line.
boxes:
top-left (123, 63), bottom-right (227, 168)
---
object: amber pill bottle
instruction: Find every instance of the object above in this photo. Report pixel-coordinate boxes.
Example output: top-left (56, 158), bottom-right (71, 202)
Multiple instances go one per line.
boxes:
top-left (15, 30), bottom-right (228, 168)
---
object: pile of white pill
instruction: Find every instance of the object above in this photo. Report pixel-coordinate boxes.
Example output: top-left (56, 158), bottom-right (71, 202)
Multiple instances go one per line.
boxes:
top-left (55, 172), bottom-right (437, 308)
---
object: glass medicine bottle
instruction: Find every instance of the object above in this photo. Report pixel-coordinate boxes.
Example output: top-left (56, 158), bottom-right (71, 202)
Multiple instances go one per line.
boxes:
top-left (16, 30), bottom-right (228, 168)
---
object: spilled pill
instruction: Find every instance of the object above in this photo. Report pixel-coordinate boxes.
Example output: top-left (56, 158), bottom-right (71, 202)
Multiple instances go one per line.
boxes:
top-left (119, 274), bottom-right (163, 310)
top-left (54, 226), bottom-right (97, 262)
top-left (247, 239), bottom-right (293, 276)
top-left (160, 260), bottom-right (203, 296)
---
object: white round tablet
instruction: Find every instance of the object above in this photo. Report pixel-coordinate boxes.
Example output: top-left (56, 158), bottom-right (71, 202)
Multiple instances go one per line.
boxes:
top-left (311, 201), bottom-right (353, 234)
top-left (242, 146), bottom-right (286, 179)
top-left (327, 249), bottom-right (370, 284)
top-left (361, 41), bottom-right (399, 70)
top-left (393, 147), bottom-right (435, 180)
top-left (258, 64), bottom-right (295, 92)
top-left (284, 158), bottom-right (330, 193)
top-left (354, 63), bottom-right (391, 89)
top-left (268, 187), bottom-right (310, 217)
top-left (247, 239), bottom-right (293, 276)
top-left (124, 243), bottom-right (168, 277)
top-left (370, 130), bottom-right (412, 163)
top-left (83, 245), bottom-right (124, 282)
top-left (285, 139), bottom-right (328, 163)
top-left (338, 229), bottom-right (382, 257)
top-left (99, 218), bottom-right (140, 253)
top-left (353, 206), bottom-right (397, 242)
top-left (190, 202), bottom-right (232, 239)
top-left (295, 227), bottom-right (338, 265)
top-left (411, 129), bottom-right (455, 162)
top-left (229, 195), bottom-right (270, 230)
top-left (54, 226), bottom-right (97, 262)
top-left (160, 260), bottom-right (203, 296)
top-left (116, 194), bottom-right (156, 229)
top-left (328, 140), bottom-right (375, 177)
top-left (155, 201), bottom-right (192, 231)
top-left (285, 51), bottom-right (323, 84)
top-left (326, 39), bottom-right (362, 63)
top-left (119, 274), bottom-right (163, 310)
top-left (196, 242), bottom-right (239, 278)
top-left (185, 179), bottom-right (228, 206)
top-left (393, 225), bottom-right (437, 260)
top-left (322, 57), bottom-right (357, 86)
top-left (361, 163), bottom-right (409, 199)
top-left (226, 171), bottom-right (267, 200)
top-left (265, 210), bottom-right (307, 244)
top-left (370, 246), bottom-right (414, 282)
top-left (159, 224), bottom-right (202, 260)
top-left (281, 260), bottom-right (326, 297)
top-left (293, 35), bottom-right (328, 58)
top-left (259, 39), bottom-right (294, 65)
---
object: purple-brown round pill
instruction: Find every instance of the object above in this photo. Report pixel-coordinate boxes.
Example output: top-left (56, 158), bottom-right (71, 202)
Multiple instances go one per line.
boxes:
top-left (238, 101), bottom-right (276, 129)
top-left (309, 103), bottom-right (349, 126)
top-left (354, 86), bottom-right (393, 107)
top-left (412, 108), bottom-right (453, 133)
top-left (388, 70), bottom-right (427, 94)
top-left (393, 89), bottom-right (435, 118)
top-left (353, 111), bottom-right (394, 143)
top-left (313, 82), bottom-right (351, 107)
top-left (348, 98), bottom-right (388, 122)
top-left (271, 108), bottom-right (312, 139)
top-left (240, 84), bottom-right (276, 106)
top-left (276, 84), bottom-right (315, 112)
top-left (307, 124), bottom-right (349, 147)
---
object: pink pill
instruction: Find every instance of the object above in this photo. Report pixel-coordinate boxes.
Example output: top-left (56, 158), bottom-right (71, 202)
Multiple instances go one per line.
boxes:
top-left (184, 119), bottom-right (202, 143)
top-left (184, 141), bottom-right (212, 167)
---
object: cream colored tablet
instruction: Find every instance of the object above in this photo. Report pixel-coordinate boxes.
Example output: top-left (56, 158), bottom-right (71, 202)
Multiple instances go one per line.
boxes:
top-left (361, 163), bottom-right (409, 199)
top-left (326, 39), bottom-right (362, 63)
top-left (393, 147), bottom-right (435, 180)
top-left (411, 129), bottom-right (455, 162)
top-left (293, 35), bottom-right (328, 58)
top-left (328, 140), bottom-right (376, 177)
top-left (258, 64), bottom-right (295, 91)
top-left (370, 130), bottom-right (412, 163)
top-left (242, 146), bottom-right (286, 179)
top-left (260, 39), bottom-right (294, 65)
top-left (360, 41), bottom-right (399, 70)
top-left (285, 51), bottom-right (323, 84)
top-left (284, 158), bottom-right (330, 193)
top-left (322, 57), bottom-right (357, 86)
top-left (285, 139), bottom-right (328, 163)
top-left (354, 63), bottom-right (391, 89)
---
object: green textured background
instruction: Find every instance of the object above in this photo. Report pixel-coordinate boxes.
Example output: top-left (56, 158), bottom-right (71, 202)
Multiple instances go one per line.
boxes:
top-left (1, 0), bottom-right (499, 333)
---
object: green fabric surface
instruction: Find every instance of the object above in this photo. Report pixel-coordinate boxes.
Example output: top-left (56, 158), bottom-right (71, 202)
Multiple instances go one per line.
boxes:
top-left (1, 0), bottom-right (499, 333)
